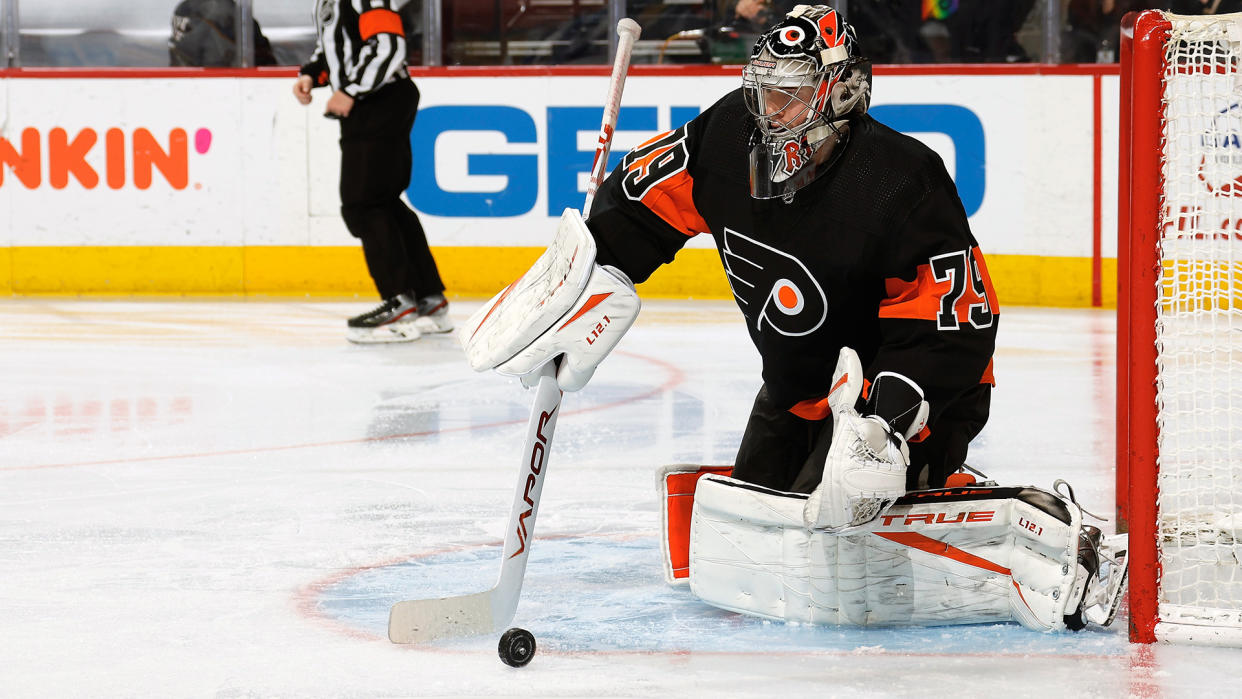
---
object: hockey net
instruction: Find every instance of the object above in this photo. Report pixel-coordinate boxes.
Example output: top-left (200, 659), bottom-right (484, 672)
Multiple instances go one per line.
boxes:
top-left (1119, 10), bottom-right (1242, 645)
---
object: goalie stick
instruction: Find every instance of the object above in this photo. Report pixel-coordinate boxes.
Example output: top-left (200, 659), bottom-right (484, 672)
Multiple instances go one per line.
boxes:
top-left (387, 18), bottom-right (642, 644)
top-left (388, 362), bottom-right (561, 642)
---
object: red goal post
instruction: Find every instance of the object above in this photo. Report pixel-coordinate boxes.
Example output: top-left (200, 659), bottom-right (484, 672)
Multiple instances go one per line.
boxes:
top-left (1119, 10), bottom-right (1242, 645)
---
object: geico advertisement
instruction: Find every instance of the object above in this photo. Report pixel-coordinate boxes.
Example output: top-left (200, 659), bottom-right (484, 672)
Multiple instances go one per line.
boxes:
top-left (0, 74), bottom-right (1114, 256)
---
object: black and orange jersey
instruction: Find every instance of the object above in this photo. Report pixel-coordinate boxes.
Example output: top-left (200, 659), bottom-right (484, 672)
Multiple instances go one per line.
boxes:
top-left (587, 88), bottom-right (998, 429)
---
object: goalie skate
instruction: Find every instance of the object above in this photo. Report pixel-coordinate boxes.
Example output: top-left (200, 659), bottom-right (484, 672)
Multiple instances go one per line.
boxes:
top-left (1081, 533), bottom-right (1129, 628)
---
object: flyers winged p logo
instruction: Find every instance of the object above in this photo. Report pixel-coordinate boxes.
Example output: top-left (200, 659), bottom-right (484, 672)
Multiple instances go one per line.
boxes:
top-left (722, 228), bottom-right (828, 337)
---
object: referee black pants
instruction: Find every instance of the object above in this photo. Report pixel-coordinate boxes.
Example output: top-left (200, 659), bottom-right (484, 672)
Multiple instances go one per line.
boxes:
top-left (338, 78), bottom-right (444, 301)
top-left (731, 383), bottom-right (990, 494)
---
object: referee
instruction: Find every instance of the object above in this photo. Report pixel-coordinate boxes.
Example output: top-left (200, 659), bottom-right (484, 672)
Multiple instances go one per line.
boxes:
top-left (293, 0), bottom-right (451, 343)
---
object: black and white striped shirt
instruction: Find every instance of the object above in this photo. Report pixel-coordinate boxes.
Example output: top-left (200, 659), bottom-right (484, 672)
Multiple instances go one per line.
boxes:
top-left (300, 0), bottom-right (409, 98)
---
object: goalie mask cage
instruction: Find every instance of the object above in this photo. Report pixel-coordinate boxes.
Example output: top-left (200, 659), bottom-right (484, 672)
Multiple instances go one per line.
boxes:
top-left (1119, 10), bottom-right (1242, 645)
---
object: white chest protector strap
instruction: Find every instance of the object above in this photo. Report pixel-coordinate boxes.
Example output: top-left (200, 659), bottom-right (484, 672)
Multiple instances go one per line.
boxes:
top-left (458, 208), bottom-right (640, 391)
top-left (689, 475), bottom-right (1105, 632)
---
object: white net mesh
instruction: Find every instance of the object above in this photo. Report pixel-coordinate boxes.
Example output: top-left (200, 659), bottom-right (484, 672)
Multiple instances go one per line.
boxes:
top-left (1156, 14), bottom-right (1242, 628)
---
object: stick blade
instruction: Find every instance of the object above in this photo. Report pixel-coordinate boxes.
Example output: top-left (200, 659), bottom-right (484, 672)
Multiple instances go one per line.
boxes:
top-left (388, 590), bottom-right (497, 643)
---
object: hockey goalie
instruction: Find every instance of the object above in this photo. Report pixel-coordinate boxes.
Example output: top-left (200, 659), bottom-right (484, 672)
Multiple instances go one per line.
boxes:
top-left (458, 4), bottom-right (1126, 633)
top-left (658, 346), bottom-right (1127, 633)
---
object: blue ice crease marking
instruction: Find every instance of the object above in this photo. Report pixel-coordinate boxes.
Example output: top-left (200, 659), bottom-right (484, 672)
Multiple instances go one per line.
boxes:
top-left (315, 535), bottom-right (1130, 656)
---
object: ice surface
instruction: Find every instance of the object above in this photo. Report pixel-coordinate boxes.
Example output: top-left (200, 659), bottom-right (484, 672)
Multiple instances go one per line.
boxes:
top-left (1, 298), bottom-right (1239, 697)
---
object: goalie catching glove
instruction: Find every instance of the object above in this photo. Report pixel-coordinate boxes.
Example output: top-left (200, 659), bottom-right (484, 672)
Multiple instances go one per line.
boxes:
top-left (458, 208), bottom-right (640, 391)
top-left (804, 347), bottom-right (929, 531)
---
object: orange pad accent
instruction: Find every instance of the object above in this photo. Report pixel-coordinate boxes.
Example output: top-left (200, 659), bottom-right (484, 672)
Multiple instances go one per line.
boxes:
top-left (664, 466), bottom-right (733, 579)
top-left (873, 530), bottom-right (1010, 576)
top-left (359, 9), bottom-right (404, 41)
top-left (944, 472), bottom-right (978, 488)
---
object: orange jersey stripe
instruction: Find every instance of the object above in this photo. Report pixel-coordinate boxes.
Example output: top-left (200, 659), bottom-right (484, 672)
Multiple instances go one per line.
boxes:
top-left (787, 377), bottom-right (870, 421)
top-left (878, 246), bottom-right (997, 323)
top-left (638, 170), bottom-right (709, 236)
top-left (879, 264), bottom-right (947, 321)
top-left (789, 397), bottom-right (831, 421)
top-left (359, 9), bottom-right (404, 41)
top-left (980, 357), bottom-right (996, 386)
top-left (623, 141), bottom-right (709, 236)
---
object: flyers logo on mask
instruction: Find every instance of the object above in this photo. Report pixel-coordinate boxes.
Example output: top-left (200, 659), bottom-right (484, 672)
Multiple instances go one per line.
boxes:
top-left (767, 17), bottom-right (821, 58)
top-left (779, 26), bottom-right (806, 46)
top-left (765, 10), bottom-right (844, 60)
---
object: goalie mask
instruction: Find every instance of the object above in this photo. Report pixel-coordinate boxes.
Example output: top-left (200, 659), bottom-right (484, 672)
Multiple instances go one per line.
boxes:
top-left (742, 5), bottom-right (871, 200)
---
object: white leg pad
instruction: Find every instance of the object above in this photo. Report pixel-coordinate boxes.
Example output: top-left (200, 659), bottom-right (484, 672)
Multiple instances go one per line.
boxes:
top-left (689, 476), bottom-right (1086, 631)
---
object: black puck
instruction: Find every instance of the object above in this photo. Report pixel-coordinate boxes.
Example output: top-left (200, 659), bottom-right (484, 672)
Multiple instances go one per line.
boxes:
top-left (498, 627), bottom-right (536, 667)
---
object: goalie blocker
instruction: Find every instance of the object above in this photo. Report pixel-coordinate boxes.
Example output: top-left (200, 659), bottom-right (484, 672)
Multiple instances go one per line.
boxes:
top-left (459, 208), bottom-right (640, 391)
top-left (658, 465), bottom-right (1128, 632)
